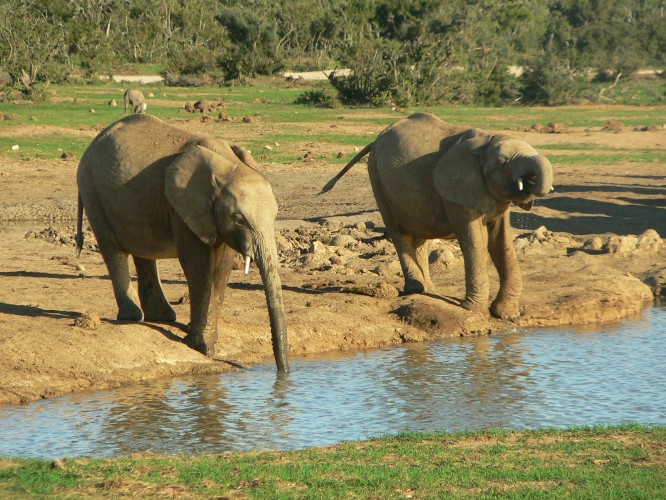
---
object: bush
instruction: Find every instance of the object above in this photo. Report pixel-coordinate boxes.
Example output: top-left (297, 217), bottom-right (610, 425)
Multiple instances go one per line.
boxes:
top-left (294, 88), bottom-right (339, 108)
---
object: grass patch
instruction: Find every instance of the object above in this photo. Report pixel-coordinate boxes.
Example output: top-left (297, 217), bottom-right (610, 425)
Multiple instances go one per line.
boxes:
top-left (0, 425), bottom-right (663, 498)
top-left (1, 80), bottom-right (665, 165)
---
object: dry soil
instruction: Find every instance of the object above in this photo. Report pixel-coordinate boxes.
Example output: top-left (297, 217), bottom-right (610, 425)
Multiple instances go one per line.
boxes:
top-left (0, 111), bottom-right (664, 405)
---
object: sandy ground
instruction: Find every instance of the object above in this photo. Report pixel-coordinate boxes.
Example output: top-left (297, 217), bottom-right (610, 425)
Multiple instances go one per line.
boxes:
top-left (0, 111), bottom-right (664, 405)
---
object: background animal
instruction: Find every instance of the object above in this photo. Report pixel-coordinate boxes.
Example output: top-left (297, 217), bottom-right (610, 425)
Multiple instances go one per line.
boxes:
top-left (123, 89), bottom-right (147, 114)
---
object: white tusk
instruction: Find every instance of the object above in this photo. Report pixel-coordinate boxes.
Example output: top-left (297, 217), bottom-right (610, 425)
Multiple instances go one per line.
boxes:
top-left (516, 177), bottom-right (524, 191)
top-left (244, 255), bottom-right (251, 275)
top-left (550, 186), bottom-right (555, 192)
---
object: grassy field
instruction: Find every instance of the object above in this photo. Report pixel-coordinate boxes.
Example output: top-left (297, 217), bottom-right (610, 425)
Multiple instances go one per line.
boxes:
top-left (0, 425), bottom-right (663, 498)
top-left (1, 78), bottom-right (665, 165)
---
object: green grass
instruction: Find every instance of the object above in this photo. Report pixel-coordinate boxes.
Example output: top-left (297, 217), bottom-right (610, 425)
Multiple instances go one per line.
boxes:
top-left (0, 425), bottom-right (663, 498)
top-left (1, 79), bottom-right (665, 161)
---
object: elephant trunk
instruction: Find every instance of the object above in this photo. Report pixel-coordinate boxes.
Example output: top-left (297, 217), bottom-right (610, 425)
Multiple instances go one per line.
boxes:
top-left (519, 155), bottom-right (553, 198)
top-left (254, 231), bottom-right (289, 372)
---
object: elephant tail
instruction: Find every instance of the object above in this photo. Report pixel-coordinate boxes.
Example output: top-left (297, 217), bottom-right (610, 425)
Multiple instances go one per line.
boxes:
top-left (75, 193), bottom-right (84, 256)
top-left (319, 142), bottom-right (373, 194)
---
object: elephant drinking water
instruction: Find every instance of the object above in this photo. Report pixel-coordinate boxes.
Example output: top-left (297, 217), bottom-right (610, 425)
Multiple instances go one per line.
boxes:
top-left (322, 112), bottom-right (554, 320)
top-left (76, 114), bottom-right (289, 371)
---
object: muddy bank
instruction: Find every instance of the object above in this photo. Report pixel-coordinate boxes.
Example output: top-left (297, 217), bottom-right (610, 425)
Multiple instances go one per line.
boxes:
top-left (0, 120), bottom-right (665, 405)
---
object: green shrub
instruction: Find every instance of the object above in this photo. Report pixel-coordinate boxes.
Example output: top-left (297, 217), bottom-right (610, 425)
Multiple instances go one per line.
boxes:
top-left (294, 88), bottom-right (339, 108)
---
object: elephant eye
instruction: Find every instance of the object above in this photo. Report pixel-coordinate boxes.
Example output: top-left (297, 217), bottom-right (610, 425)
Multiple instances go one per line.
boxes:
top-left (232, 213), bottom-right (245, 226)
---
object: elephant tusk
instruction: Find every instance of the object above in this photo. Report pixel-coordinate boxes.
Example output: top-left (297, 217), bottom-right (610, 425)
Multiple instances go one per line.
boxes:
top-left (550, 186), bottom-right (555, 192)
top-left (244, 255), bottom-right (251, 275)
top-left (516, 177), bottom-right (524, 191)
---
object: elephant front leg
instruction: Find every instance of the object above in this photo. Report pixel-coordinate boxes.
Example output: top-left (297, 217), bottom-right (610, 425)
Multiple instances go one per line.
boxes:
top-left (133, 257), bottom-right (177, 322)
top-left (176, 230), bottom-right (235, 357)
top-left (487, 212), bottom-right (522, 320)
top-left (447, 203), bottom-right (489, 312)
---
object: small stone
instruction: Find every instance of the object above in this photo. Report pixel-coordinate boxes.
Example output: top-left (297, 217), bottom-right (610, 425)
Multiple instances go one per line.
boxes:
top-left (607, 235), bottom-right (638, 254)
top-left (309, 240), bottom-right (325, 253)
top-left (583, 236), bottom-right (604, 251)
top-left (533, 226), bottom-right (549, 242)
top-left (637, 229), bottom-right (663, 253)
top-left (73, 312), bottom-right (101, 330)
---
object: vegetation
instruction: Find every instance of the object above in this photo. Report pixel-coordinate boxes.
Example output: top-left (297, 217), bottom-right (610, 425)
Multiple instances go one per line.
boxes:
top-left (0, 425), bottom-right (663, 498)
top-left (1, 0), bottom-right (664, 105)
top-left (1, 80), bottom-right (665, 165)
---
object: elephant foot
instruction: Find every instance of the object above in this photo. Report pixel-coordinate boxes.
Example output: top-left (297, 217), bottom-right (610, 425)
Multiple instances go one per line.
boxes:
top-left (403, 279), bottom-right (427, 295)
top-left (117, 300), bottom-right (143, 322)
top-left (143, 305), bottom-right (177, 323)
top-left (491, 298), bottom-right (521, 320)
top-left (183, 334), bottom-right (216, 358)
top-left (460, 298), bottom-right (489, 313)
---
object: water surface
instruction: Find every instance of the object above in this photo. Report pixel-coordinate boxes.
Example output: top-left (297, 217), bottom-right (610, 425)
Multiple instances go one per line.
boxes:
top-left (1, 306), bottom-right (664, 458)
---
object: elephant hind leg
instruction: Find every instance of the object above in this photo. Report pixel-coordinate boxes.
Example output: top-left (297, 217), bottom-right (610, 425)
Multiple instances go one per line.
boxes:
top-left (101, 250), bottom-right (143, 321)
top-left (133, 256), bottom-right (177, 322)
top-left (393, 233), bottom-right (434, 294)
top-left (368, 163), bottom-right (433, 294)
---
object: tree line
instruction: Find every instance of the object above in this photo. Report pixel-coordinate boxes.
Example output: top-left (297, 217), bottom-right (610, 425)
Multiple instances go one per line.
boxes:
top-left (1, 0), bottom-right (664, 105)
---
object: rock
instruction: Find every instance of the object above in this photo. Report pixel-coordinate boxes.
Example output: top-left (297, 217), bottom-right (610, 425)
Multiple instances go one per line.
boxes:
top-left (108, 99), bottom-right (117, 106)
top-left (242, 116), bottom-right (255, 123)
top-left (548, 122), bottom-right (569, 133)
top-left (429, 248), bottom-right (458, 268)
top-left (602, 120), bottom-right (624, 133)
top-left (11, 144), bottom-right (19, 151)
top-left (637, 229), bottom-right (663, 253)
top-left (607, 235), bottom-right (639, 254)
top-left (533, 225), bottom-right (549, 242)
top-left (583, 236), bottom-right (604, 251)
top-left (60, 152), bottom-right (74, 160)
top-left (309, 240), bottom-right (326, 253)
top-left (73, 312), bottom-right (101, 331)
top-left (329, 234), bottom-right (357, 248)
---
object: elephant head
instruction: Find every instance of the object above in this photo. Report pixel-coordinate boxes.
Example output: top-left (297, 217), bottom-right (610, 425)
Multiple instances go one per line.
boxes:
top-left (165, 144), bottom-right (289, 371)
top-left (433, 133), bottom-right (554, 214)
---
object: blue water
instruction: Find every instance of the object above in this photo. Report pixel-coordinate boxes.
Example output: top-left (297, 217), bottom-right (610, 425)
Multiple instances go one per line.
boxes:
top-left (1, 306), bottom-right (664, 458)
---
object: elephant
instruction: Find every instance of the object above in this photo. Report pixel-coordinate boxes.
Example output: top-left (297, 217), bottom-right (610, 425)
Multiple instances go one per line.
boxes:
top-left (124, 89), bottom-right (147, 114)
top-left (322, 112), bottom-right (554, 320)
top-left (76, 114), bottom-right (289, 371)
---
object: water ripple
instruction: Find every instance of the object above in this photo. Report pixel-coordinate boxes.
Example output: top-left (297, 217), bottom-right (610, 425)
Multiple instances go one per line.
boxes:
top-left (0, 306), bottom-right (664, 458)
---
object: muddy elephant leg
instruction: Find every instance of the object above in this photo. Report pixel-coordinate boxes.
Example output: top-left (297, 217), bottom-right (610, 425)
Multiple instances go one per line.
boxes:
top-left (132, 256), bottom-right (177, 322)
top-left (174, 220), bottom-right (234, 357)
top-left (446, 202), bottom-right (489, 312)
top-left (101, 250), bottom-right (143, 321)
top-left (391, 233), bottom-right (434, 294)
top-left (368, 164), bottom-right (431, 294)
top-left (487, 212), bottom-right (522, 319)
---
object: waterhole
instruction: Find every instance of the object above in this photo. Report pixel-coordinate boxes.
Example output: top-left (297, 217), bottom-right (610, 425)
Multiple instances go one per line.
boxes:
top-left (1, 306), bottom-right (664, 458)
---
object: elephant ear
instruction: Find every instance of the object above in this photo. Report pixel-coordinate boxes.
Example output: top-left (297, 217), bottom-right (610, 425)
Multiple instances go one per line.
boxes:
top-left (432, 136), bottom-right (496, 214)
top-left (165, 144), bottom-right (237, 246)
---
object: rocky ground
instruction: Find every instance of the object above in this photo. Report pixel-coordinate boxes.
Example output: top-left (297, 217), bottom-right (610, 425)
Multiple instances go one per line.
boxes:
top-left (0, 113), bottom-right (664, 405)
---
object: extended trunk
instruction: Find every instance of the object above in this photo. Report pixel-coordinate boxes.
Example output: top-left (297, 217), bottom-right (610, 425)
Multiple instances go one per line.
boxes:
top-left (254, 232), bottom-right (289, 372)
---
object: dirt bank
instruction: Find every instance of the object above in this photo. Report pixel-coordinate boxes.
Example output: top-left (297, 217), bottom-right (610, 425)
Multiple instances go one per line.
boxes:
top-left (0, 117), bottom-right (664, 406)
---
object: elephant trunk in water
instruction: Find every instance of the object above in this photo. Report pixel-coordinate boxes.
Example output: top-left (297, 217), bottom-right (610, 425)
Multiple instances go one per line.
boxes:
top-left (253, 231), bottom-right (289, 372)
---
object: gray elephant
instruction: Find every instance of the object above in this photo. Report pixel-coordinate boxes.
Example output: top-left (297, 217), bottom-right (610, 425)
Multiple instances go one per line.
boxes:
top-left (124, 89), bottom-right (147, 114)
top-left (322, 112), bottom-right (554, 320)
top-left (76, 114), bottom-right (288, 371)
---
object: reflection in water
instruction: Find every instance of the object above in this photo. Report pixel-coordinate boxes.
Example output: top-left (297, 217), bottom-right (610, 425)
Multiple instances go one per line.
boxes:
top-left (1, 307), bottom-right (664, 458)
